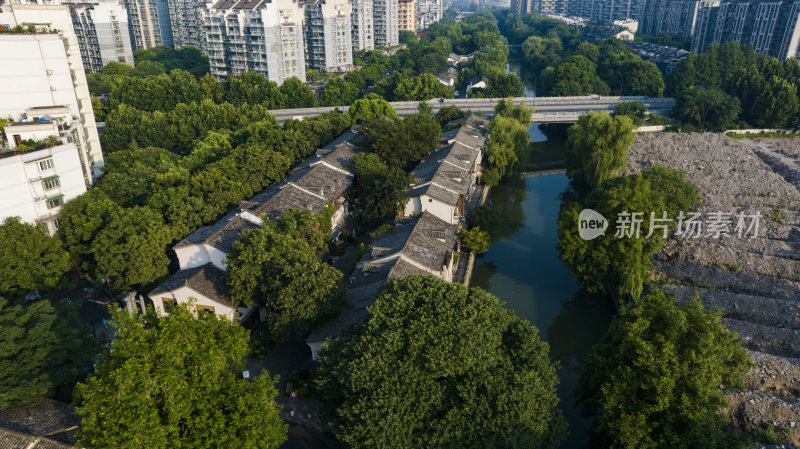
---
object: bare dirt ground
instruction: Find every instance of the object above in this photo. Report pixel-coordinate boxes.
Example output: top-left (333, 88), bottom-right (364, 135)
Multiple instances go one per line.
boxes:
top-left (625, 133), bottom-right (800, 447)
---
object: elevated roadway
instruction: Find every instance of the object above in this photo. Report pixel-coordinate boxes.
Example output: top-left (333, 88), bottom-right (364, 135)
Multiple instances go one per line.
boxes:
top-left (268, 95), bottom-right (675, 123)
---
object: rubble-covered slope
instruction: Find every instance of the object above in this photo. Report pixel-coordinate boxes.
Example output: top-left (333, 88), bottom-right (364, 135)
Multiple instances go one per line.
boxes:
top-left (626, 133), bottom-right (800, 447)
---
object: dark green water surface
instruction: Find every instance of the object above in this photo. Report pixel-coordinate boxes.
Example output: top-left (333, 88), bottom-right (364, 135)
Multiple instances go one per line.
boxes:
top-left (470, 125), bottom-right (614, 449)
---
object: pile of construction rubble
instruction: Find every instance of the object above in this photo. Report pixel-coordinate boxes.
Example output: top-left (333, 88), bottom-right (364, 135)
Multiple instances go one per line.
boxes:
top-left (625, 132), bottom-right (800, 447)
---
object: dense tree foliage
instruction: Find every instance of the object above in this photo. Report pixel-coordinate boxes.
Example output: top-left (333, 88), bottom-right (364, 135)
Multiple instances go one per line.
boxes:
top-left (226, 210), bottom-right (343, 341)
top-left (0, 217), bottom-right (70, 298)
top-left (378, 73), bottom-right (455, 101)
top-left (565, 112), bottom-right (636, 195)
top-left (317, 276), bottom-right (567, 449)
top-left (348, 97), bottom-right (399, 123)
top-left (351, 153), bottom-right (411, 227)
top-left (670, 42), bottom-right (800, 129)
top-left (484, 99), bottom-right (532, 185)
top-left (0, 297), bottom-right (92, 409)
top-left (557, 166), bottom-right (700, 299)
top-left (363, 108), bottom-right (442, 170)
top-left (76, 306), bottom-right (286, 449)
top-left (62, 81), bottom-right (351, 292)
top-left (578, 289), bottom-right (751, 449)
top-left (499, 12), bottom-right (664, 97)
top-left (612, 101), bottom-right (647, 126)
top-left (458, 227), bottom-right (490, 253)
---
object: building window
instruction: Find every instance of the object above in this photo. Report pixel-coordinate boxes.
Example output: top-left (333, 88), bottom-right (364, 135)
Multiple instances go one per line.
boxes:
top-left (42, 176), bottom-right (60, 191)
top-left (38, 158), bottom-right (54, 171)
top-left (162, 297), bottom-right (178, 313)
top-left (196, 304), bottom-right (215, 317)
top-left (46, 195), bottom-right (64, 209)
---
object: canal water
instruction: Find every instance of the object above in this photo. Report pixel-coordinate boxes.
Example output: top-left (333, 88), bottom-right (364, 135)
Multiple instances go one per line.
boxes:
top-left (470, 119), bottom-right (614, 445)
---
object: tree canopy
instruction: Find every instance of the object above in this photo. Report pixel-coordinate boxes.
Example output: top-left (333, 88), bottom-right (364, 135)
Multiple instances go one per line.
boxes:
top-left (0, 217), bottom-right (70, 298)
top-left (557, 166), bottom-right (700, 300)
top-left (317, 276), bottom-right (567, 449)
top-left (351, 153), bottom-right (411, 227)
top-left (0, 297), bottom-right (92, 409)
top-left (226, 210), bottom-right (343, 341)
top-left (76, 305), bottom-right (286, 449)
top-left (565, 111), bottom-right (636, 195)
top-left (484, 99), bottom-right (533, 185)
top-left (577, 288), bottom-right (751, 449)
top-left (459, 226), bottom-right (490, 253)
top-left (363, 109), bottom-right (442, 170)
top-left (349, 97), bottom-right (399, 124)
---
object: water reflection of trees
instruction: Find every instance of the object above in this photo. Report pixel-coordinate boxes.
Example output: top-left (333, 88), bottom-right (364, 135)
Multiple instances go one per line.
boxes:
top-left (471, 177), bottom-right (527, 244)
top-left (468, 261), bottom-right (497, 292)
top-left (547, 289), bottom-right (614, 373)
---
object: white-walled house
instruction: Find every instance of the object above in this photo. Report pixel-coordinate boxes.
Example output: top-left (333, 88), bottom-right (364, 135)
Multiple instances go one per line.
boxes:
top-left (148, 263), bottom-right (258, 323)
top-left (404, 115), bottom-right (489, 225)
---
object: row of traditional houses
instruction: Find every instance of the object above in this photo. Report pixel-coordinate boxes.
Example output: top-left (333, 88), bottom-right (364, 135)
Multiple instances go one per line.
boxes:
top-left (148, 129), bottom-right (359, 323)
top-left (307, 115), bottom-right (490, 358)
top-left (144, 114), bottom-right (490, 360)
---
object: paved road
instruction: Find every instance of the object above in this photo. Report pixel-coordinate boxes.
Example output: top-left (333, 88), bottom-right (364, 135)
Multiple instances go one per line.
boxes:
top-left (269, 95), bottom-right (675, 122)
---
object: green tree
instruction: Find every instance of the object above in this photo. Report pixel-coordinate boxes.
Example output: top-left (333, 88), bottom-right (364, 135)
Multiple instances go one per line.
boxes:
top-left (76, 306), bottom-right (286, 449)
top-left (279, 77), bottom-right (318, 108)
top-left (613, 101), bottom-right (647, 126)
top-left (0, 297), bottom-right (92, 409)
top-left (352, 153), bottom-right (410, 227)
top-left (0, 217), bottom-right (70, 297)
top-left (223, 71), bottom-right (284, 108)
top-left (577, 289), bottom-right (751, 449)
top-left (364, 111), bottom-right (442, 169)
top-left (226, 210), bottom-right (343, 341)
top-left (485, 102), bottom-right (531, 184)
top-left (676, 86), bottom-right (741, 131)
top-left (557, 167), bottom-right (699, 299)
top-left (91, 206), bottom-right (172, 291)
top-left (565, 112), bottom-right (636, 195)
top-left (553, 55), bottom-right (608, 96)
top-left (58, 190), bottom-right (123, 272)
top-left (390, 73), bottom-right (455, 101)
top-left (459, 227), bottom-right (490, 253)
top-left (317, 276), bottom-right (567, 449)
top-left (348, 97), bottom-right (399, 123)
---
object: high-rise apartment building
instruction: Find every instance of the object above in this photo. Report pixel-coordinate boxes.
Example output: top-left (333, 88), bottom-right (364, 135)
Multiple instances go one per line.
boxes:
top-left (350, 0), bottom-right (373, 50)
top-left (373, 0), bottom-right (397, 46)
top-left (416, 0), bottom-right (439, 29)
top-left (510, 0), bottom-right (531, 13)
top-left (124, 0), bottom-right (173, 49)
top-left (305, 0), bottom-right (353, 72)
top-left (639, 0), bottom-right (718, 37)
top-left (397, 0), bottom-right (413, 31)
top-left (692, 0), bottom-right (800, 60)
top-left (203, 0), bottom-right (306, 83)
top-left (567, 0), bottom-right (643, 23)
top-left (69, 1), bottom-right (135, 71)
top-left (0, 3), bottom-right (104, 178)
top-left (167, 0), bottom-right (203, 49)
top-left (0, 28), bottom-right (104, 234)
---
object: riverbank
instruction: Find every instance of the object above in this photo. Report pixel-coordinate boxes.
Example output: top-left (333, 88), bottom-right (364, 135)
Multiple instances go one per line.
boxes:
top-left (625, 132), bottom-right (800, 447)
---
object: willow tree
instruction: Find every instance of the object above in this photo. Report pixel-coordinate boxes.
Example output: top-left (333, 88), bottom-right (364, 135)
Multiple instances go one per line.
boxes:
top-left (565, 111), bottom-right (636, 196)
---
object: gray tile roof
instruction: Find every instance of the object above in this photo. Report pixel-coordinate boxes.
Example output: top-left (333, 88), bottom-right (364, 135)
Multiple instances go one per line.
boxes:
top-left (0, 399), bottom-right (77, 447)
top-left (149, 263), bottom-right (235, 308)
top-left (308, 212), bottom-right (456, 343)
top-left (175, 132), bottom-right (357, 252)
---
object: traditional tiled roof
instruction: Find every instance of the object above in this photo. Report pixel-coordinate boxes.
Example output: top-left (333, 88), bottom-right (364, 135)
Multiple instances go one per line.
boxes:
top-left (407, 126), bottom-right (484, 207)
top-left (149, 263), bottom-right (235, 308)
top-left (174, 131), bottom-right (357, 253)
top-left (0, 399), bottom-right (78, 447)
top-left (308, 212), bottom-right (456, 343)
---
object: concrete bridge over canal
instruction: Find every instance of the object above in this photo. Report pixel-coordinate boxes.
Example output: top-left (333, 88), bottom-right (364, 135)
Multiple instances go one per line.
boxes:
top-left (268, 95), bottom-right (675, 123)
